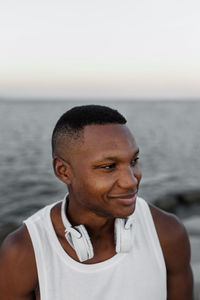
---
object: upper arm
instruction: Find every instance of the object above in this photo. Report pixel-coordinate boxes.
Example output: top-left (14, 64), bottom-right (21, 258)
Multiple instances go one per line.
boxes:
top-left (164, 218), bottom-right (194, 300)
top-left (0, 225), bottom-right (38, 300)
top-left (150, 205), bottom-right (194, 300)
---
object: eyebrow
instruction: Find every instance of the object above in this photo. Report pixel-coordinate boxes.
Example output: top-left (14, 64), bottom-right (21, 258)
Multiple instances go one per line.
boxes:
top-left (98, 148), bottom-right (140, 162)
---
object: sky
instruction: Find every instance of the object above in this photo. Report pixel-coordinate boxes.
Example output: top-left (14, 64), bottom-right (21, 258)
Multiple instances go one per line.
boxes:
top-left (0, 0), bottom-right (200, 100)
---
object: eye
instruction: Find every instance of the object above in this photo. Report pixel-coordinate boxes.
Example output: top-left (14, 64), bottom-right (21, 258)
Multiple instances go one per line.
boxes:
top-left (100, 163), bottom-right (116, 170)
top-left (131, 157), bottom-right (139, 166)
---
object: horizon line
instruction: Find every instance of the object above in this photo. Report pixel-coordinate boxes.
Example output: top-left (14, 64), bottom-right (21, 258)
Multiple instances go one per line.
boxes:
top-left (1, 97), bottom-right (200, 103)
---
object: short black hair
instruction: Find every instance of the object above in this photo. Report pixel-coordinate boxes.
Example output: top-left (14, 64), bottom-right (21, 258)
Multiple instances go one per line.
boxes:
top-left (52, 105), bottom-right (127, 157)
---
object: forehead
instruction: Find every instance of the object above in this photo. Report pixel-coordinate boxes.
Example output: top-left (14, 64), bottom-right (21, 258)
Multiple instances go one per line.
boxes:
top-left (74, 124), bottom-right (138, 160)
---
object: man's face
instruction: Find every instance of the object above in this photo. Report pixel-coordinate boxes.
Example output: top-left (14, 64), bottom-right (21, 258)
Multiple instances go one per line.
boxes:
top-left (65, 124), bottom-right (142, 218)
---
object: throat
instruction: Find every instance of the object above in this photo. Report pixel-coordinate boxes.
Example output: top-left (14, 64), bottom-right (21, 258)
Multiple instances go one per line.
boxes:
top-left (86, 219), bottom-right (115, 241)
top-left (87, 222), bottom-right (116, 260)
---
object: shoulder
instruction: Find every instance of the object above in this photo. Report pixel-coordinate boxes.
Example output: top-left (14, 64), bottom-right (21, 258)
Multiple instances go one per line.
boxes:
top-left (0, 224), bottom-right (38, 295)
top-left (149, 204), bottom-right (191, 272)
top-left (0, 224), bottom-right (36, 259)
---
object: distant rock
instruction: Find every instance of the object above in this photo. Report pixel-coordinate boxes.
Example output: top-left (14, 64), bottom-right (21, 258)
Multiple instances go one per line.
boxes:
top-left (183, 217), bottom-right (200, 236)
top-left (154, 195), bottom-right (178, 212)
top-left (154, 190), bottom-right (200, 216)
top-left (0, 223), bottom-right (18, 244)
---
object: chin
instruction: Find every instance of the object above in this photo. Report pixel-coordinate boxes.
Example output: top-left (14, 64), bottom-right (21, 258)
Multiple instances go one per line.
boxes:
top-left (114, 204), bottom-right (136, 218)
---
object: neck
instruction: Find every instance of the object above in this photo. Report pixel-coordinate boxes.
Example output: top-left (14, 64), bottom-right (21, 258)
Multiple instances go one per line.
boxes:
top-left (66, 198), bottom-right (115, 241)
top-left (86, 219), bottom-right (115, 240)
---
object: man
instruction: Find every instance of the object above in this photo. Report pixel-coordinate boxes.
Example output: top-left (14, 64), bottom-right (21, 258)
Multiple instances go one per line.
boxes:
top-left (0, 105), bottom-right (193, 299)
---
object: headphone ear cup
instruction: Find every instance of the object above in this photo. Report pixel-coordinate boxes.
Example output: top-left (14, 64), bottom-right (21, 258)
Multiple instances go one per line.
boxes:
top-left (115, 218), bottom-right (122, 253)
top-left (61, 197), bottom-right (94, 262)
top-left (69, 225), bottom-right (94, 262)
top-left (79, 225), bottom-right (94, 259)
top-left (115, 218), bottom-right (133, 253)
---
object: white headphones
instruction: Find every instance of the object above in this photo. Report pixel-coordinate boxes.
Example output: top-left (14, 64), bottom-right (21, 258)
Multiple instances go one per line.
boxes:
top-left (61, 196), bottom-right (136, 262)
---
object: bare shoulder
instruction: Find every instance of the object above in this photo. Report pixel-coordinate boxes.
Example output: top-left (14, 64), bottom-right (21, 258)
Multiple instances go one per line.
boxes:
top-left (149, 204), bottom-right (194, 299)
top-left (0, 224), bottom-right (36, 266)
top-left (0, 225), bottom-right (38, 297)
top-left (149, 203), bottom-right (191, 271)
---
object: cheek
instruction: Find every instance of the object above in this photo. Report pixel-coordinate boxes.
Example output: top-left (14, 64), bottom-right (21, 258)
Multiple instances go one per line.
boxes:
top-left (71, 166), bottom-right (116, 196)
top-left (81, 173), bottom-right (116, 195)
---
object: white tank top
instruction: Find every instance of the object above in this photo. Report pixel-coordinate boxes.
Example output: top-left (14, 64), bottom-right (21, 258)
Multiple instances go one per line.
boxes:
top-left (24, 197), bottom-right (167, 300)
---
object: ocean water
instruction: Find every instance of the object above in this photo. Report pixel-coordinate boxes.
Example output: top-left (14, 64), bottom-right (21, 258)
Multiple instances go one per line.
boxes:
top-left (0, 100), bottom-right (200, 235)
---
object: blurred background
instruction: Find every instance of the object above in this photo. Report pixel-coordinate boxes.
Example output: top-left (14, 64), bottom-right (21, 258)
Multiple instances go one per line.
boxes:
top-left (0, 0), bottom-right (200, 297)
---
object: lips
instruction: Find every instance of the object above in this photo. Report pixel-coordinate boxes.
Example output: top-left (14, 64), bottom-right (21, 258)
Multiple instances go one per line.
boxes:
top-left (110, 193), bottom-right (136, 199)
top-left (109, 193), bottom-right (137, 205)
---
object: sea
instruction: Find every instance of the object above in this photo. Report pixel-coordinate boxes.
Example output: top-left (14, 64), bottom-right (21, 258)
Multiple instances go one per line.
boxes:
top-left (0, 100), bottom-right (200, 239)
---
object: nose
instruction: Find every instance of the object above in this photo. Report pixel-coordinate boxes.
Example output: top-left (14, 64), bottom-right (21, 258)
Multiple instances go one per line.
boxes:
top-left (117, 166), bottom-right (139, 189)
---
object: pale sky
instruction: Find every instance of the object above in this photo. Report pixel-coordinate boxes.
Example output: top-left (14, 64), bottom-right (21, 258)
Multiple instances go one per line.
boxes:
top-left (0, 0), bottom-right (200, 100)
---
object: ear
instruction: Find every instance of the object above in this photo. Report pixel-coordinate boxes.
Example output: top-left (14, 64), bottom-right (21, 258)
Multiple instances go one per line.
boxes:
top-left (53, 157), bottom-right (72, 185)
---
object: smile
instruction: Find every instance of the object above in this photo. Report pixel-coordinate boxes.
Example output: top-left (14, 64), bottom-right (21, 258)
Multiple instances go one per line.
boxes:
top-left (109, 193), bottom-right (137, 205)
